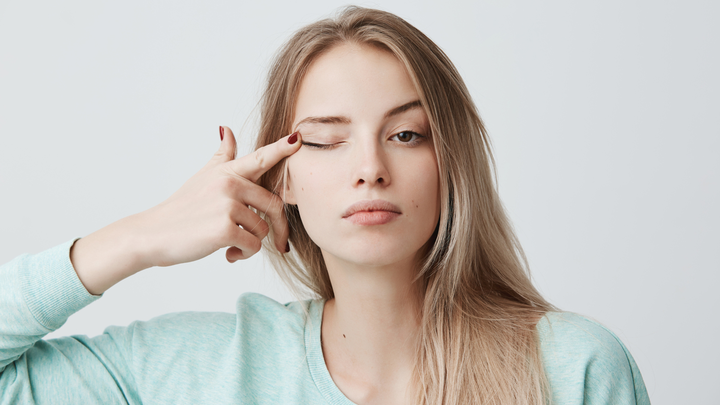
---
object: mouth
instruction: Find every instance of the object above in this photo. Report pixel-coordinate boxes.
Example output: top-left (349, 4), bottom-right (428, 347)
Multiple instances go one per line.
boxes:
top-left (342, 199), bottom-right (402, 226)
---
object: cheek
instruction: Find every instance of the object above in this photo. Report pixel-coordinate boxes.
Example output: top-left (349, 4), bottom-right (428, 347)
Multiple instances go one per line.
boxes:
top-left (288, 158), bottom-right (339, 216)
top-left (396, 153), bottom-right (441, 246)
top-left (407, 156), bottom-right (440, 215)
top-left (287, 161), bottom-right (343, 251)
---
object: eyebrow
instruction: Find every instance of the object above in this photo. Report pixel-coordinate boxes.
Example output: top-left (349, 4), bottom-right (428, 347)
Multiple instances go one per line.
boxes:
top-left (294, 99), bottom-right (423, 129)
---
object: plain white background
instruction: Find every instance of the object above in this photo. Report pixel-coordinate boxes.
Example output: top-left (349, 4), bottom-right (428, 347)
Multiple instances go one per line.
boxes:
top-left (1, 1), bottom-right (718, 403)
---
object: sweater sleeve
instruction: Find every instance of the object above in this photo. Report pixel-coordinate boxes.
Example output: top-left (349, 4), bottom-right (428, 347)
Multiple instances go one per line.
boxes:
top-left (0, 238), bottom-right (140, 404)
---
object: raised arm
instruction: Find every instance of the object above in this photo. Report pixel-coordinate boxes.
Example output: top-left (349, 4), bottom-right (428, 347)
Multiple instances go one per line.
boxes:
top-left (70, 126), bottom-right (301, 295)
top-left (0, 127), bottom-right (301, 403)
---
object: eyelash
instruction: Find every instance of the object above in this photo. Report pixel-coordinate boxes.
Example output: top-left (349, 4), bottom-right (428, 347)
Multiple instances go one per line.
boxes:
top-left (301, 131), bottom-right (425, 150)
top-left (301, 141), bottom-right (336, 150)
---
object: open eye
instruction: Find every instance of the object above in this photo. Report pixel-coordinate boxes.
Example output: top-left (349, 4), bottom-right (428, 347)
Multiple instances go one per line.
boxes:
top-left (390, 131), bottom-right (423, 144)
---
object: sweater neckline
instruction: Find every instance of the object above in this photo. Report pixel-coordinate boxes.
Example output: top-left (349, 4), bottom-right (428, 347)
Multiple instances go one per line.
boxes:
top-left (305, 298), bottom-right (357, 405)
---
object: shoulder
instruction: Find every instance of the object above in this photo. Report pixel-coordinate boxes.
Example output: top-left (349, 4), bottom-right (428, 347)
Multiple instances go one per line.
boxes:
top-left (537, 311), bottom-right (650, 405)
top-left (234, 292), bottom-right (313, 335)
top-left (538, 311), bottom-right (628, 361)
top-left (235, 291), bottom-right (311, 321)
top-left (114, 292), bottom-right (312, 343)
top-left (100, 293), bottom-right (314, 360)
top-left (98, 293), bottom-right (316, 393)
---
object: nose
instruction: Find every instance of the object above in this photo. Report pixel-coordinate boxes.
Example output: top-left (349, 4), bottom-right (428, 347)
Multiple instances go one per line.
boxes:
top-left (352, 137), bottom-right (391, 188)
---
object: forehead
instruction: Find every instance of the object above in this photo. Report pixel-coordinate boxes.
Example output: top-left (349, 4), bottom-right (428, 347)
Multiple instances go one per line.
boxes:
top-left (293, 43), bottom-right (420, 126)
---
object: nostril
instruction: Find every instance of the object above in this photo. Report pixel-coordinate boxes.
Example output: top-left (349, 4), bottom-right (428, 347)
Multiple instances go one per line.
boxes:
top-left (378, 177), bottom-right (384, 184)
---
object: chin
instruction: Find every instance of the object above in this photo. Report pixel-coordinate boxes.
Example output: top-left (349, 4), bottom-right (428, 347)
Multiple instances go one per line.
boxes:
top-left (324, 239), bottom-right (423, 268)
top-left (304, 222), bottom-right (435, 269)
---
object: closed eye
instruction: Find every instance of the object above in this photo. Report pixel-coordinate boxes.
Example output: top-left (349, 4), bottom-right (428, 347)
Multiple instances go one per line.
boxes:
top-left (301, 141), bottom-right (337, 150)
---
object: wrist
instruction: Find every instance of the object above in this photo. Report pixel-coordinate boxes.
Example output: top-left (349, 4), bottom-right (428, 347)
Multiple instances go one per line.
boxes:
top-left (70, 213), bottom-right (153, 295)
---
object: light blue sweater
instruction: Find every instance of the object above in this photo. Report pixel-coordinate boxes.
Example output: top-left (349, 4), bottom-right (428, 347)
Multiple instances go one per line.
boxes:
top-left (0, 238), bottom-right (650, 404)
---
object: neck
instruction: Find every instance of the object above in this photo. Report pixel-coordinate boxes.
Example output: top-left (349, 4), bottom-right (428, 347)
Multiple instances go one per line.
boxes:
top-left (320, 252), bottom-right (425, 400)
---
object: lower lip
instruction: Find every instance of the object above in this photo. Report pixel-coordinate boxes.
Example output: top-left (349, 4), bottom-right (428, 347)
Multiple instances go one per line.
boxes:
top-left (344, 211), bottom-right (400, 225)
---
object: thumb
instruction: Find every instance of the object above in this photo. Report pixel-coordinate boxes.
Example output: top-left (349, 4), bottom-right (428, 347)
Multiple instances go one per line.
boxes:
top-left (217, 126), bottom-right (238, 161)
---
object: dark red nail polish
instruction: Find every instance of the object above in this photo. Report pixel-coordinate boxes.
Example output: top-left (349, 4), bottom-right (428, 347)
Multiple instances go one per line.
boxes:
top-left (219, 126), bottom-right (224, 141)
top-left (285, 242), bottom-right (290, 253)
top-left (288, 132), bottom-right (298, 145)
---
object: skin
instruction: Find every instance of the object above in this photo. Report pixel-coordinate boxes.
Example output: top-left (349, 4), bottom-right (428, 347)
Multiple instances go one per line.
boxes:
top-left (284, 43), bottom-right (441, 404)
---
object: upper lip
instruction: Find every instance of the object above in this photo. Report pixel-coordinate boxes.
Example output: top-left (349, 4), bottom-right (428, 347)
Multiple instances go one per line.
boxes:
top-left (342, 199), bottom-right (402, 218)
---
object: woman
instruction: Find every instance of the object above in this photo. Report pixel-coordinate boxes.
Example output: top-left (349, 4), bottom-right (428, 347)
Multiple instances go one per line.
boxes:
top-left (0, 6), bottom-right (649, 405)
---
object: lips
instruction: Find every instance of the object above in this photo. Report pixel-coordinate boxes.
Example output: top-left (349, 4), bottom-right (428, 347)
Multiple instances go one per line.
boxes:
top-left (342, 199), bottom-right (402, 217)
top-left (342, 199), bottom-right (402, 226)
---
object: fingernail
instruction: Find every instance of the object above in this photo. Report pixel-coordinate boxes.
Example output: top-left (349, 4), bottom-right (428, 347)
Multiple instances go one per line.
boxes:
top-left (219, 126), bottom-right (224, 141)
top-left (288, 132), bottom-right (298, 145)
top-left (285, 242), bottom-right (290, 253)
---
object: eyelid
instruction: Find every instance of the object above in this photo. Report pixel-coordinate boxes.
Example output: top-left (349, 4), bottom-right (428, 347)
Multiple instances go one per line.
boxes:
top-left (301, 141), bottom-right (336, 150)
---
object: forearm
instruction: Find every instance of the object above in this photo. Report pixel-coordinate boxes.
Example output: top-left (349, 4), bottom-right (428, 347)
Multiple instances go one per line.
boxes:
top-left (71, 212), bottom-right (154, 296)
top-left (0, 239), bottom-right (102, 372)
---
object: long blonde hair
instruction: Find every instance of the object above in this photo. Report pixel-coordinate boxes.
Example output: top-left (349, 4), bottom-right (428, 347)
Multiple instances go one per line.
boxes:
top-left (255, 6), bottom-right (557, 404)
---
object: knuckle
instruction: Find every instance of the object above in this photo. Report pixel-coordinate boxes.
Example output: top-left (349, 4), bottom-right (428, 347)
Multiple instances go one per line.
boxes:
top-left (253, 148), bottom-right (268, 171)
top-left (223, 199), bottom-right (239, 217)
top-left (216, 175), bottom-right (237, 193)
top-left (212, 148), bottom-right (226, 161)
top-left (220, 222), bottom-right (238, 241)
top-left (234, 247), bottom-right (251, 261)
top-left (258, 220), bottom-right (271, 239)
top-left (248, 236), bottom-right (263, 254)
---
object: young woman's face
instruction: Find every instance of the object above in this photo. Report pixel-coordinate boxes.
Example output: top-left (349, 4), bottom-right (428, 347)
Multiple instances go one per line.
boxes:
top-left (285, 43), bottom-right (440, 268)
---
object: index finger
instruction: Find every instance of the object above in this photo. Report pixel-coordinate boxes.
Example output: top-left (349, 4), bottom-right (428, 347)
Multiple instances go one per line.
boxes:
top-left (230, 131), bottom-right (302, 183)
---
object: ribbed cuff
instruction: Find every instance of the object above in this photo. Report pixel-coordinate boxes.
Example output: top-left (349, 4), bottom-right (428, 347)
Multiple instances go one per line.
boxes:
top-left (20, 237), bottom-right (103, 331)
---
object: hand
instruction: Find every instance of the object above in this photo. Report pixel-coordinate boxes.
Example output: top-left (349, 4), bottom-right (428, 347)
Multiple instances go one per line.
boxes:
top-left (139, 126), bottom-right (301, 267)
